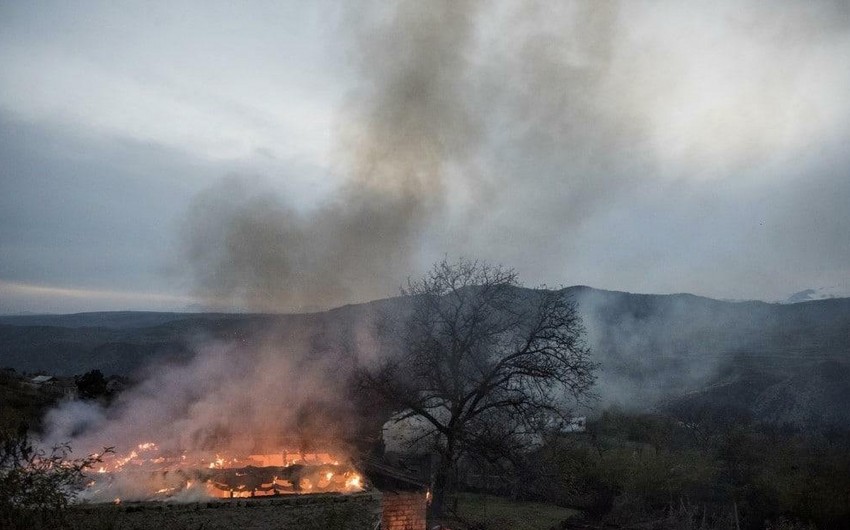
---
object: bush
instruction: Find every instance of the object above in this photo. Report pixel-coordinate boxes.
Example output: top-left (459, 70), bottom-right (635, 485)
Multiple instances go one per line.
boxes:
top-left (0, 424), bottom-right (111, 529)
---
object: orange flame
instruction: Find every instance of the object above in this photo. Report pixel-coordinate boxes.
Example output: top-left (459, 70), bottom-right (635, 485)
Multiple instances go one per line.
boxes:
top-left (85, 447), bottom-right (365, 502)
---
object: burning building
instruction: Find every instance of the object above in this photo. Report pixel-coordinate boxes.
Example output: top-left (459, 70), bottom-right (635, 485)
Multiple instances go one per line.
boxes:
top-left (71, 443), bottom-right (428, 530)
top-left (45, 335), bottom-right (429, 529)
top-left (81, 441), bottom-right (364, 502)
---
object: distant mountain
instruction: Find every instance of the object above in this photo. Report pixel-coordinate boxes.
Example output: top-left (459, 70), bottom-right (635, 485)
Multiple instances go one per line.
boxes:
top-left (0, 298), bottom-right (405, 376)
top-left (1, 288), bottom-right (849, 428)
top-left (0, 311), bottom-right (199, 329)
top-left (781, 285), bottom-right (850, 304)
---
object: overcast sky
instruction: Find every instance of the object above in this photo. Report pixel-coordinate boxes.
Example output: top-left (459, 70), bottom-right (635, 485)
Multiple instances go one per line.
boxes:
top-left (1, 0), bottom-right (849, 314)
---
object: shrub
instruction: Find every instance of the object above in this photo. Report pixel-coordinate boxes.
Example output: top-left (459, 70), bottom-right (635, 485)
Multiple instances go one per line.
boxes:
top-left (0, 424), bottom-right (111, 529)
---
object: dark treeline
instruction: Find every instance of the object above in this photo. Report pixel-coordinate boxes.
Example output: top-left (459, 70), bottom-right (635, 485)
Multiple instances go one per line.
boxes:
top-left (469, 408), bottom-right (850, 529)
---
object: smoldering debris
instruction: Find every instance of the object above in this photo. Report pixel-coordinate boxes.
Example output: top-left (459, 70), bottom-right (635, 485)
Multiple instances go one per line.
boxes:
top-left (41, 331), bottom-right (362, 477)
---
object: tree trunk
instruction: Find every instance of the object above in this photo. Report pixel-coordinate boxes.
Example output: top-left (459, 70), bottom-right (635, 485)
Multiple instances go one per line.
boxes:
top-left (431, 453), bottom-right (452, 518)
top-left (431, 437), bottom-right (455, 519)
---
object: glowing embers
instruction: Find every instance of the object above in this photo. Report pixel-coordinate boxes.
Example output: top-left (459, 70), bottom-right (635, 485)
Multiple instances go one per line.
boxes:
top-left (83, 445), bottom-right (364, 502)
top-left (206, 462), bottom-right (364, 498)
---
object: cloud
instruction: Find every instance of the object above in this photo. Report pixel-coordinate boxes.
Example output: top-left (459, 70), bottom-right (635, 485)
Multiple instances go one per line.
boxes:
top-left (0, 1), bottom-right (340, 166)
top-left (2, 0), bottom-right (849, 312)
top-left (0, 280), bottom-right (196, 314)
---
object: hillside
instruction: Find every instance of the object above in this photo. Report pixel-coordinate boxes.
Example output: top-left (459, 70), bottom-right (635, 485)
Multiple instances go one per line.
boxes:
top-left (1, 287), bottom-right (848, 427)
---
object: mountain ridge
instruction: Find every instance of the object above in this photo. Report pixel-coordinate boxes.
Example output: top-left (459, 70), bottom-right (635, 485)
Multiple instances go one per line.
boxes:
top-left (1, 286), bottom-right (848, 428)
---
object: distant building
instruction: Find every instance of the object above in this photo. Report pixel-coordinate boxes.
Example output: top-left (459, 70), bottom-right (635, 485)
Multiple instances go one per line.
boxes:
top-left (30, 374), bottom-right (54, 385)
top-left (562, 416), bottom-right (587, 433)
top-left (382, 410), bottom-right (443, 455)
top-left (383, 410), bottom-right (587, 457)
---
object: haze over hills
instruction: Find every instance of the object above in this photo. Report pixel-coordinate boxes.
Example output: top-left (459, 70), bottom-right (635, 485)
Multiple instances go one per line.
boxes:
top-left (1, 286), bottom-right (848, 428)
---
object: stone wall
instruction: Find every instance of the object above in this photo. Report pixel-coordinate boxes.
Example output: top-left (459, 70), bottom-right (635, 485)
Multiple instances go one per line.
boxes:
top-left (68, 492), bottom-right (382, 530)
top-left (381, 491), bottom-right (427, 530)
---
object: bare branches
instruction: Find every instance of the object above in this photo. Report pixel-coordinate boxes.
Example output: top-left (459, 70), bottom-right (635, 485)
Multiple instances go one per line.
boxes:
top-left (1, 427), bottom-right (113, 527)
top-left (389, 259), bottom-right (597, 431)
top-left (364, 258), bottom-right (597, 516)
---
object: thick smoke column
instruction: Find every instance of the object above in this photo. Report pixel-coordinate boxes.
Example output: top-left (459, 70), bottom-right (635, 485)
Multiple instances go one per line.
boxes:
top-left (181, 0), bottom-right (625, 312)
top-left (179, 1), bottom-right (656, 311)
top-left (183, 1), bottom-right (481, 312)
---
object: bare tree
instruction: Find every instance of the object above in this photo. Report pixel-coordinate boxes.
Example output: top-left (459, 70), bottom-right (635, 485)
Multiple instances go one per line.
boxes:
top-left (362, 258), bottom-right (596, 517)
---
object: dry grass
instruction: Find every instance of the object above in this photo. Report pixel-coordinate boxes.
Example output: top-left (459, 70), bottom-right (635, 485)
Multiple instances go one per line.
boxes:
top-left (441, 493), bottom-right (578, 530)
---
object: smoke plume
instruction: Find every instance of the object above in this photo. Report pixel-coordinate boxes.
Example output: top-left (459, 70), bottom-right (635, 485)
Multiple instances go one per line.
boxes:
top-left (179, 1), bottom-right (646, 312)
top-left (39, 322), bottom-right (370, 502)
top-left (182, 1), bottom-right (482, 312)
top-left (183, 0), bottom-right (850, 309)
